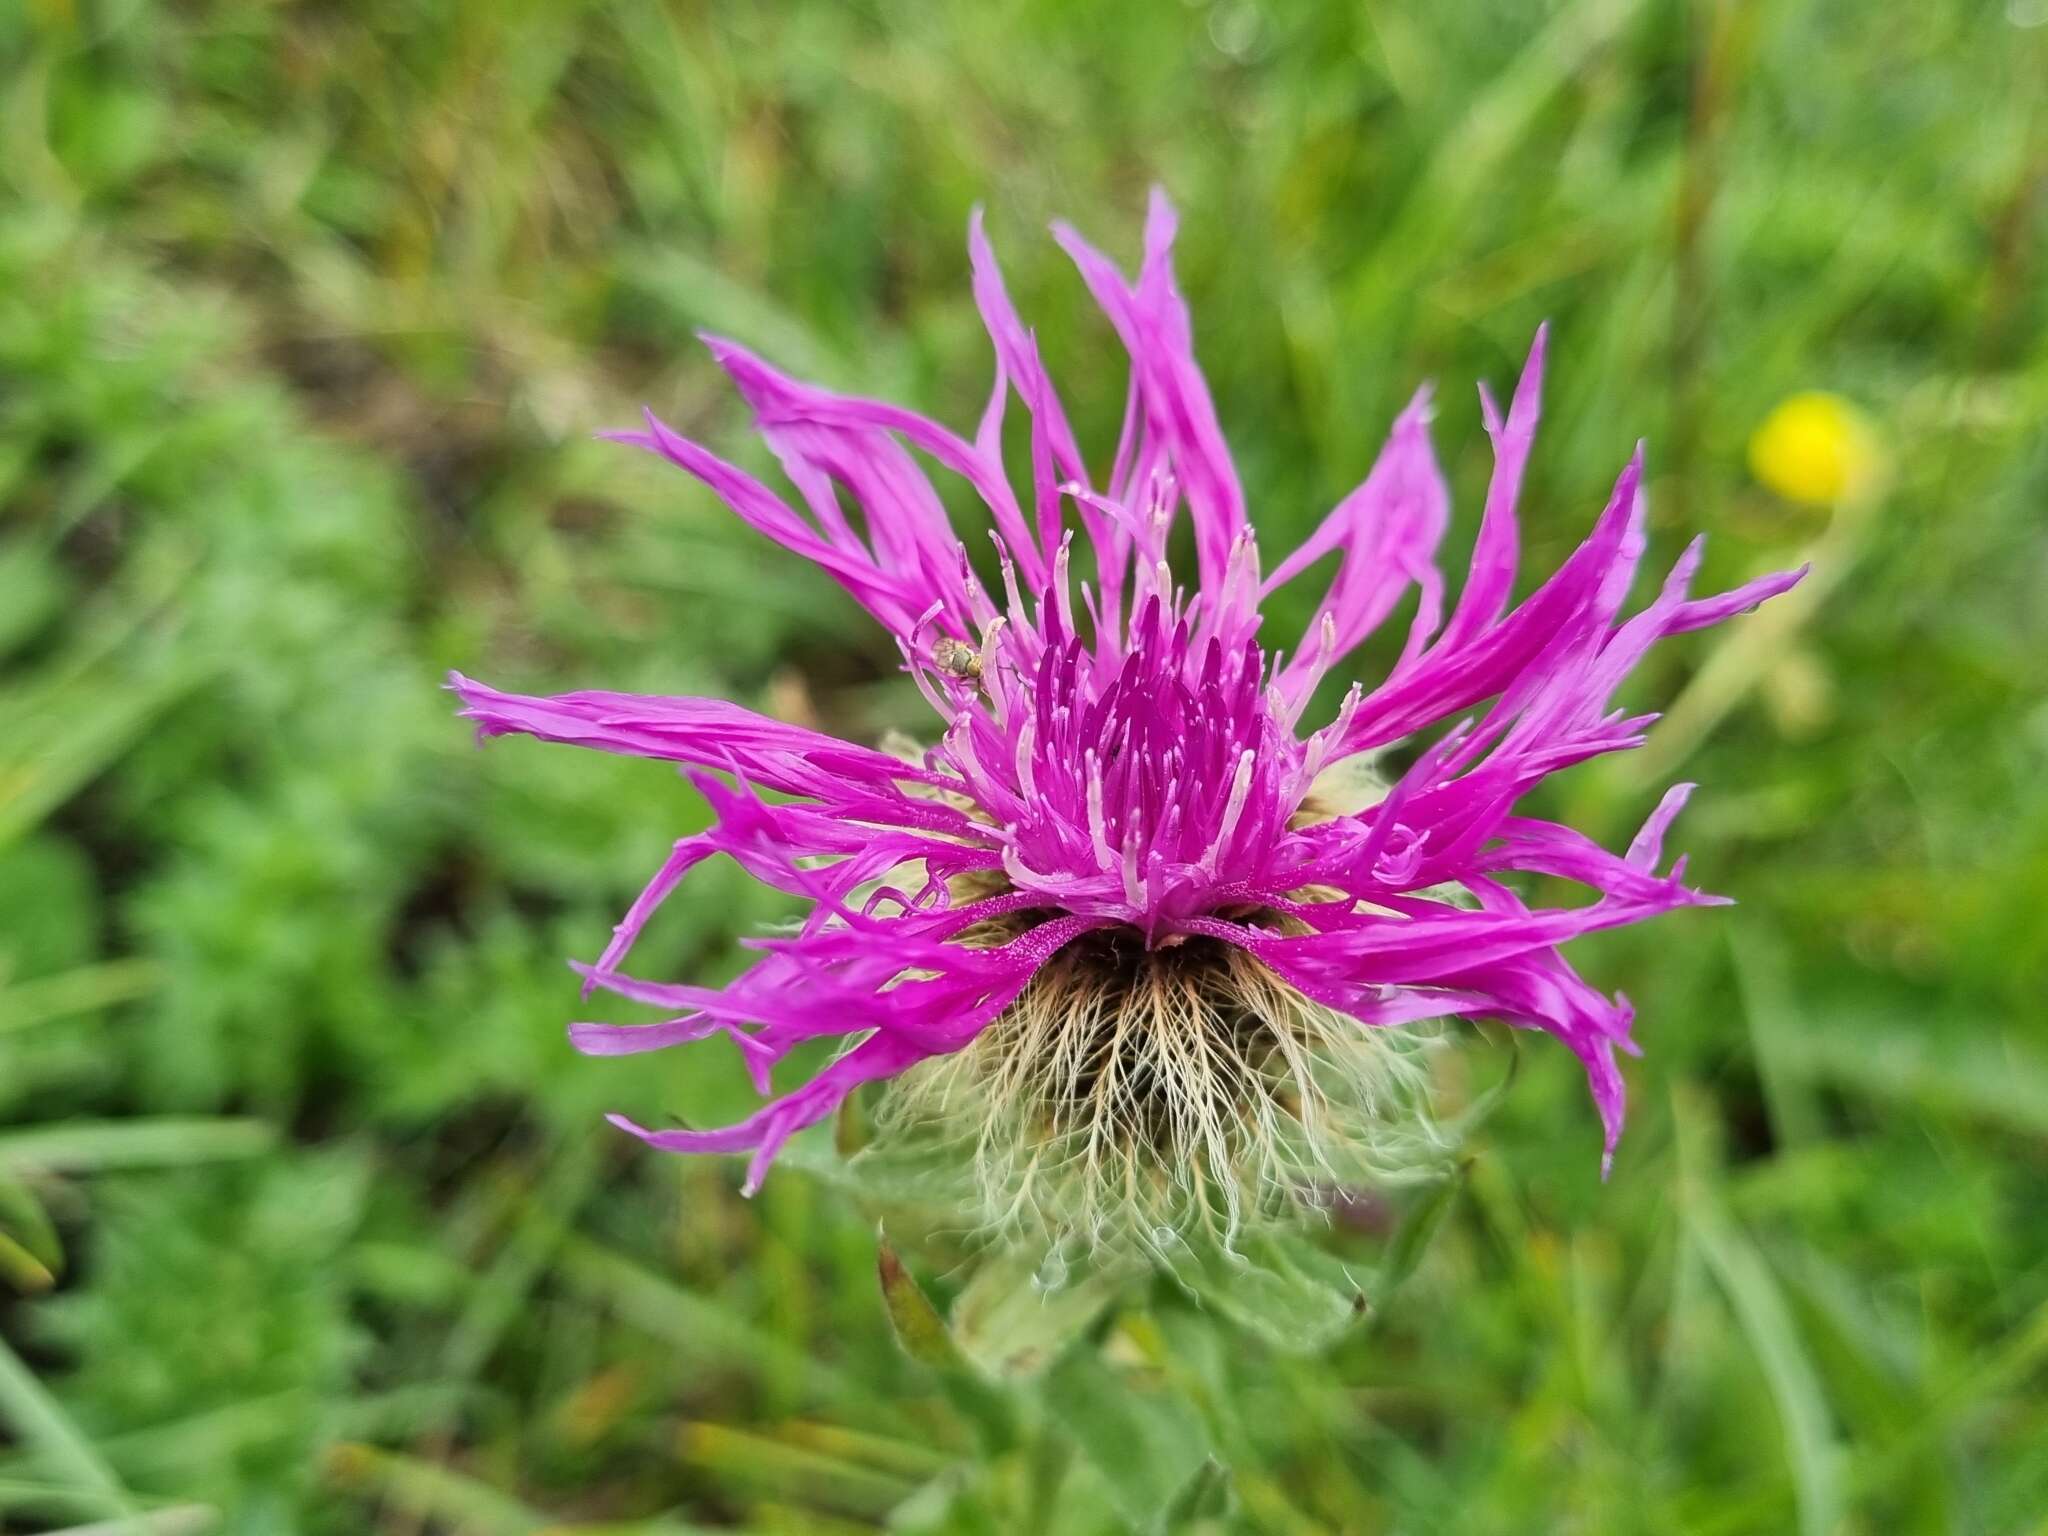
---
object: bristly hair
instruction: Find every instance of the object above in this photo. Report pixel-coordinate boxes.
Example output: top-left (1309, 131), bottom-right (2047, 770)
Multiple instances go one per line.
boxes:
top-left (881, 917), bottom-right (1444, 1253)
top-left (451, 188), bottom-right (1805, 1230)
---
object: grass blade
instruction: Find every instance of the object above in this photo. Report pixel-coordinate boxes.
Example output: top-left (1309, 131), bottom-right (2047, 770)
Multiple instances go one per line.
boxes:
top-left (0, 960), bottom-right (161, 1035)
top-left (1687, 1197), bottom-right (1843, 1536)
top-left (0, 1119), bottom-right (276, 1174)
top-left (673, 1421), bottom-right (918, 1519)
top-left (555, 1237), bottom-right (881, 1415)
top-left (324, 1443), bottom-right (544, 1535)
top-left (1766, 1008), bottom-right (2048, 1138)
top-left (0, 1333), bottom-right (136, 1521)
top-left (43, 1506), bottom-right (216, 1536)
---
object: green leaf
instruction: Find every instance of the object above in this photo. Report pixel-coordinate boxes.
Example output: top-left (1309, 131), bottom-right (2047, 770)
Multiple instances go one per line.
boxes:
top-left (886, 1468), bottom-right (980, 1535)
top-left (783, 1127), bottom-right (975, 1210)
top-left (949, 1248), bottom-right (1125, 1380)
top-left (1376, 1163), bottom-right (1468, 1304)
top-left (1160, 1230), bottom-right (1370, 1354)
top-left (1442, 1029), bottom-right (1521, 1146)
top-left (0, 1174), bottom-right (61, 1283)
top-left (1157, 1457), bottom-right (1231, 1529)
top-left (1042, 1345), bottom-right (1214, 1534)
top-left (877, 1239), bottom-right (970, 1372)
top-left (835, 1086), bottom-right (875, 1157)
top-left (0, 1229), bottom-right (55, 1294)
top-left (875, 1240), bottom-right (1021, 1452)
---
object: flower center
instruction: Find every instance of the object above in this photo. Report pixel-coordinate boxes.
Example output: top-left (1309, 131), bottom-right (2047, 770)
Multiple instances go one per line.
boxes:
top-left (927, 585), bottom-right (1310, 943)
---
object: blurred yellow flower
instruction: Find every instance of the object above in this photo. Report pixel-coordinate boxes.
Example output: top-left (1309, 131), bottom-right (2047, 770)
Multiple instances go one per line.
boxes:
top-left (1747, 391), bottom-right (1886, 506)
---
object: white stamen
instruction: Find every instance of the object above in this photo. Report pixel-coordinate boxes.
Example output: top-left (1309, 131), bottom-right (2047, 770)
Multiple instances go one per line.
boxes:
top-left (1051, 532), bottom-right (1075, 637)
top-left (1013, 715), bottom-right (1038, 802)
top-left (1202, 749), bottom-right (1258, 872)
top-left (1084, 751), bottom-right (1115, 871)
top-left (1283, 612), bottom-right (1340, 729)
top-left (1120, 808), bottom-right (1145, 909)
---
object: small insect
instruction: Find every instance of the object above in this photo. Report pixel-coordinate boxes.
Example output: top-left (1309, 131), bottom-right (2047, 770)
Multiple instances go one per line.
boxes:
top-left (930, 637), bottom-right (984, 684)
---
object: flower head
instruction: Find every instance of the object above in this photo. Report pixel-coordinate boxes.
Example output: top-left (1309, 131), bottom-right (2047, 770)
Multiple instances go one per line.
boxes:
top-left (453, 191), bottom-right (1802, 1240)
top-left (1749, 390), bottom-right (1887, 506)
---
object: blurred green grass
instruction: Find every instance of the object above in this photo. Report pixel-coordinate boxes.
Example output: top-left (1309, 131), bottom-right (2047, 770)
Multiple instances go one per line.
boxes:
top-left (1, 0), bottom-right (2044, 1530)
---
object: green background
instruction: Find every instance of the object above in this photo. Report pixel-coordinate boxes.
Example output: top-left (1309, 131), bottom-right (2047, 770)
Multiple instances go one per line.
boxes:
top-left (2, 0), bottom-right (2044, 1530)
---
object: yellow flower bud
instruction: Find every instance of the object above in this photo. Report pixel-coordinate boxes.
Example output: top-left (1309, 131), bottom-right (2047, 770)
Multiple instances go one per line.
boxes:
top-left (1747, 391), bottom-right (1886, 507)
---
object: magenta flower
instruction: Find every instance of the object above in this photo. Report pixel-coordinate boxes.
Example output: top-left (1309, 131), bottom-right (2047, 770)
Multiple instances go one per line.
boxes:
top-left (452, 192), bottom-right (1800, 1229)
